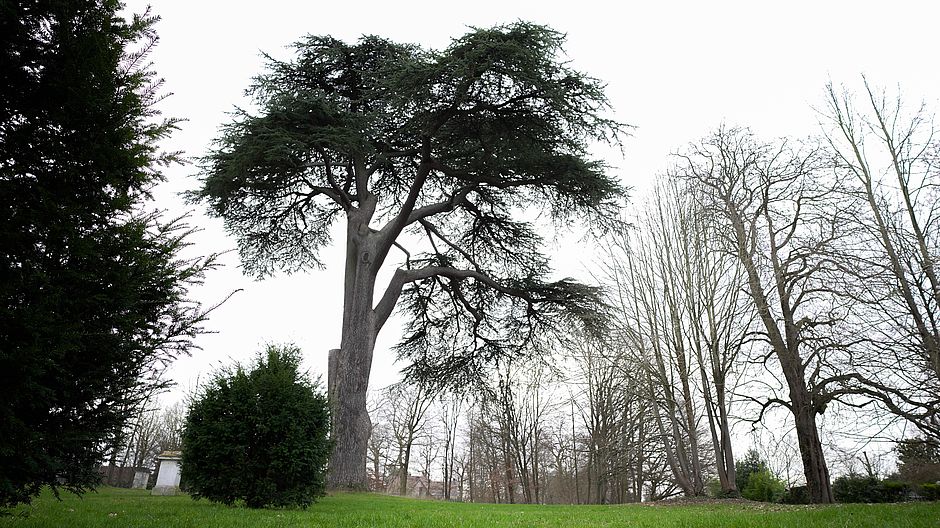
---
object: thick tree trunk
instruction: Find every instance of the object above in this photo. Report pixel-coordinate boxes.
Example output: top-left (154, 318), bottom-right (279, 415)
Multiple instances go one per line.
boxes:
top-left (725, 202), bottom-right (834, 504)
top-left (327, 339), bottom-right (373, 489)
top-left (328, 212), bottom-right (377, 489)
top-left (790, 393), bottom-right (833, 503)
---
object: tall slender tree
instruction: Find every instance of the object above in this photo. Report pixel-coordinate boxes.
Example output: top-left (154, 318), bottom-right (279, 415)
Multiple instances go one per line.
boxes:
top-left (676, 127), bottom-right (856, 503)
top-left (0, 1), bottom-right (213, 507)
top-left (823, 81), bottom-right (940, 439)
top-left (196, 23), bottom-right (626, 488)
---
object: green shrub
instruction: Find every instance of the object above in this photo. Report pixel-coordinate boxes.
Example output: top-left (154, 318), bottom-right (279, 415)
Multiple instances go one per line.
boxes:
top-left (833, 475), bottom-right (911, 503)
top-left (834, 475), bottom-right (879, 503)
top-left (181, 344), bottom-right (330, 508)
top-left (735, 449), bottom-right (766, 493)
top-left (704, 478), bottom-right (722, 498)
top-left (706, 478), bottom-right (741, 498)
top-left (741, 468), bottom-right (785, 502)
top-left (880, 480), bottom-right (910, 502)
top-left (779, 485), bottom-right (809, 504)
top-left (919, 482), bottom-right (940, 501)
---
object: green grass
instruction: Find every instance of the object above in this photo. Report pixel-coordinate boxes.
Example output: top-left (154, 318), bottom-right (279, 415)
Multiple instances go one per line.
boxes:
top-left (2, 487), bottom-right (937, 527)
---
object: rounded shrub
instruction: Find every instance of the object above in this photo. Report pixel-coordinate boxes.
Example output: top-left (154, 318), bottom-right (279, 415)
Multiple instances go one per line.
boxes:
top-left (741, 468), bottom-right (785, 502)
top-left (181, 344), bottom-right (330, 508)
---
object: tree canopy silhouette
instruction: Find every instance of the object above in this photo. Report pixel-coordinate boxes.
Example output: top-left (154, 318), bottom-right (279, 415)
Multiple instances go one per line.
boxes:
top-left (196, 22), bottom-right (627, 488)
top-left (0, 1), bottom-right (213, 507)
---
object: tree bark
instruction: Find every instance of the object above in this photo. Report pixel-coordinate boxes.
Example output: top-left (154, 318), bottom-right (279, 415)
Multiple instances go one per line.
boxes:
top-left (792, 397), bottom-right (833, 503)
top-left (399, 432), bottom-right (413, 496)
top-left (328, 210), bottom-right (377, 489)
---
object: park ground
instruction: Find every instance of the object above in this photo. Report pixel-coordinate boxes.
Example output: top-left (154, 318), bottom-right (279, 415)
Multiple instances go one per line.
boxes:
top-left (1, 487), bottom-right (937, 527)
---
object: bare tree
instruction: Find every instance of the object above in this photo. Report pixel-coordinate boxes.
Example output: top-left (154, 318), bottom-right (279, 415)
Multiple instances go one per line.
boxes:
top-left (415, 423), bottom-right (442, 498)
top-left (676, 127), bottom-right (860, 503)
top-left (118, 401), bottom-right (185, 471)
top-left (571, 339), bottom-right (628, 503)
top-left (603, 182), bottom-right (715, 497)
top-left (674, 181), bottom-right (752, 496)
top-left (438, 392), bottom-right (464, 500)
top-left (383, 381), bottom-right (435, 496)
top-left (823, 81), bottom-right (940, 439)
top-left (367, 392), bottom-right (394, 491)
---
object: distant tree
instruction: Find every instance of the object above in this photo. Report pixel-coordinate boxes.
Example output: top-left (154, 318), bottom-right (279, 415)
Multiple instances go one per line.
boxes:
top-left (118, 400), bottom-right (187, 477)
top-left (0, 1), bottom-right (213, 507)
top-left (181, 345), bottom-right (330, 508)
top-left (383, 381), bottom-right (435, 496)
top-left (366, 393), bottom-right (394, 491)
top-left (195, 22), bottom-right (626, 488)
top-left (572, 339), bottom-right (632, 503)
top-left (604, 178), bottom-right (748, 497)
top-left (896, 437), bottom-right (940, 485)
top-left (438, 391), bottom-right (465, 501)
top-left (735, 449), bottom-right (767, 494)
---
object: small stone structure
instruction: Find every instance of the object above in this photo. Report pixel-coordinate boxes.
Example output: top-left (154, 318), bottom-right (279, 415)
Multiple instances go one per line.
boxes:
top-left (132, 469), bottom-right (150, 489)
top-left (97, 465), bottom-right (151, 489)
top-left (151, 451), bottom-right (182, 495)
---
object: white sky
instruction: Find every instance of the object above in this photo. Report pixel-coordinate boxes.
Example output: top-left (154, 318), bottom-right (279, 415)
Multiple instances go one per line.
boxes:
top-left (127, 0), bottom-right (940, 407)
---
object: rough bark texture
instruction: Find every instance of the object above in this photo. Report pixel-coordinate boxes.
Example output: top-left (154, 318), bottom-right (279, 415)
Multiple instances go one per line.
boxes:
top-left (792, 397), bottom-right (833, 503)
top-left (327, 215), bottom-right (377, 489)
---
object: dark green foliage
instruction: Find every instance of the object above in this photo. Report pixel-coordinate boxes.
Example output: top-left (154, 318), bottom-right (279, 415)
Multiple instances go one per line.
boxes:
top-left (833, 476), bottom-right (880, 503)
top-left (779, 485), bottom-right (810, 504)
top-left (734, 449), bottom-right (766, 494)
top-left (833, 475), bottom-right (911, 503)
top-left (182, 345), bottom-right (330, 508)
top-left (919, 483), bottom-right (940, 501)
top-left (0, 0), bottom-right (211, 508)
top-left (881, 481), bottom-right (911, 502)
top-left (195, 23), bottom-right (627, 388)
top-left (741, 468), bottom-right (785, 502)
top-left (897, 437), bottom-right (940, 485)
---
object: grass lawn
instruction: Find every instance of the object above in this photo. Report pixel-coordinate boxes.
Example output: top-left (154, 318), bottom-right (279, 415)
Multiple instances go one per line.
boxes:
top-left (1, 487), bottom-right (937, 527)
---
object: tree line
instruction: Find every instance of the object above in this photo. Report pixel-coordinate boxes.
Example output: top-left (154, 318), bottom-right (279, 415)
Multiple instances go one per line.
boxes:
top-left (364, 82), bottom-right (940, 504)
top-left (3, 0), bottom-right (937, 508)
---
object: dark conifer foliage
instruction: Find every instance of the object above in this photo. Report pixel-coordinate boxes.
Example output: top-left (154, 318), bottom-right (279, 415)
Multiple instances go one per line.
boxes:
top-left (182, 345), bottom-right (331, 508)
top-left (196, 24), bottom-right (627, 487)
top-left (0, 1), bottom-right (213, 506)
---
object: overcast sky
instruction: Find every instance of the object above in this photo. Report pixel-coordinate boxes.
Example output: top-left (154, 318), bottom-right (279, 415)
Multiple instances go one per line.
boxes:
top-left (125, 0), bottom-right (940, 405)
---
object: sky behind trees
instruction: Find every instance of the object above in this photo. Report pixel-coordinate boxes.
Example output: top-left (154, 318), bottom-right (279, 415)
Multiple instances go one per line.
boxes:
top-left (128, 0), bottom-right (940, 409)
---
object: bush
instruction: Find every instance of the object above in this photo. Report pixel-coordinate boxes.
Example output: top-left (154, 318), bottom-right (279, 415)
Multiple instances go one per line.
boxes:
top-left (834, 475), bottom-right (879, 503)
top-left (181, 345), bottom-right (330, 508)
top-left (880, 480), bottom-right (911, 502)
top-left (706, 478), bottom-right (723, 498)
top-left (779, 485), bottom-right (809, 504)
top-left (735, 449), bottom-right (766, 493)
top-left (741, 468), bottom-right (785, 502)
top-left (919, 483), bottom-right (940, 501)
top-left (833, 475), bottom-right (911, 503)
